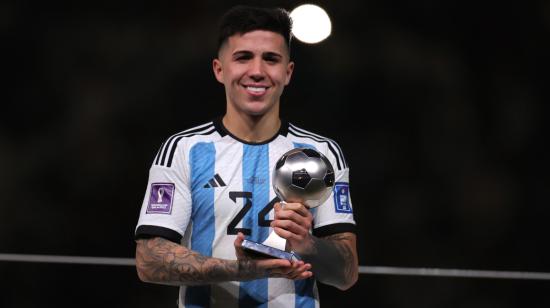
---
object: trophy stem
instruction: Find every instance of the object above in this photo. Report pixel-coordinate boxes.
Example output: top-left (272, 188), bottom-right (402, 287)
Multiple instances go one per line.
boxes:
top-left (262, 231), bottom-right (287, 251)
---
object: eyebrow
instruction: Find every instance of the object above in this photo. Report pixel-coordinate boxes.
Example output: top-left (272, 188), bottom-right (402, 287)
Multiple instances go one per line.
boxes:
top-left (232, 50), bottom-right (284, 59)
top-left (263, 52), bottom-right (283, 60)
top-left (232, 50), bottom-right (252, 56)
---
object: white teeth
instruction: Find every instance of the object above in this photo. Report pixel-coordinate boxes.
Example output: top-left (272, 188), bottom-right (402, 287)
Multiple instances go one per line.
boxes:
top-left (246, 86), bottom-right (267, 93)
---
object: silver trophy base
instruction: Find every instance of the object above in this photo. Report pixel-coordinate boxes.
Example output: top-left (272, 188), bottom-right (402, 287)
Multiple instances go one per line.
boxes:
top-left (241, 239), bottom-right (298, 261)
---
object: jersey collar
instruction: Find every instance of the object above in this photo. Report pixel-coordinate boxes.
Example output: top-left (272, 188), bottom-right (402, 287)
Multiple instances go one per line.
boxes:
top-left (213, 117), bottom-right (289, 145)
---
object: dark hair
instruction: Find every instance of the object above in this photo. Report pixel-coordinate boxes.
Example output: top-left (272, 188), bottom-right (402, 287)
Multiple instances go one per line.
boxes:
top-left (217, 5), bottom-right (293, 54)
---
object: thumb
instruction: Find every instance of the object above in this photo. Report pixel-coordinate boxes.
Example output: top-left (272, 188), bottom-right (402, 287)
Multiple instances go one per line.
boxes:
top-left (234, 232), bottom-right (245, 248)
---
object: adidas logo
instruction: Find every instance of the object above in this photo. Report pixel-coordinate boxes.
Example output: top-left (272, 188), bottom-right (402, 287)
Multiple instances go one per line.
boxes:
top-left (203, 173), bottom-right (227, 188)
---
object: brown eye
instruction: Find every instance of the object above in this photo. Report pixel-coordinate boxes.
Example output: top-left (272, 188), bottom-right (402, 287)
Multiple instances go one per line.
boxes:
top-left (264, 55), bottom-right (281, 63)
top-left (236, 56), bottom-right (250, 61)
top-left (233, 52), bottom-right (253, 62)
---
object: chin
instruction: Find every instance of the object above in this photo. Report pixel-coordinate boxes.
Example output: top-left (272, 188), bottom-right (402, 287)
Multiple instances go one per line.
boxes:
top-left (243, 103), bottom-right (273, 116)
top-left (246, 110), bottom-right (269, 117)
top-left (230, 97), bottom-right (276, 117)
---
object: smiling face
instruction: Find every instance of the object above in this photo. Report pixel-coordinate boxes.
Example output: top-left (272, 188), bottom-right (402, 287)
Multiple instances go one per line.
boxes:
top-left (213, 30), bottom-right (294, 118)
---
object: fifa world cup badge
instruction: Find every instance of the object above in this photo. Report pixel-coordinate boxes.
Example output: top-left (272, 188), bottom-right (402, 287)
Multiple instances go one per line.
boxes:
top-left (334, 182), bottom-right (352, 213)
top-left (147, 183), bottom-right (175, 214)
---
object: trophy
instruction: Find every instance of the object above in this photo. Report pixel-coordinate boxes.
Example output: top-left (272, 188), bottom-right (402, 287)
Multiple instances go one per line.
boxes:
top-left (242, 148), bottom-right (335, 260)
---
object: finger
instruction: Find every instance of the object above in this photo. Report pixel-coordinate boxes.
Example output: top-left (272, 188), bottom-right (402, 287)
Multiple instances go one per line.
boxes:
top-left (278, 202), bottom-right (310, 217)
top-left (273, 206), bottom-right (313, 229)
top-left (270, 267), bottom-right (293, 277)
top-left (286, 268), bottom-right (313, 280)
top-left (274, 209), bottom-right (313, 226)
top-left (291, 260), bottom-right (305, 267)
top-left (234, 232), bottom-right (247, 259)
top-left (275, 209), bottom-right (312, 230)
top-left (271, 226), bottom-right (299, 242)
top-left (290, 262), bottom-right (313, 279)
top-left (269, 260), bottom-right (307, 277)
top-left (294, 270), bottom-right (313, 280)
top-left (234, 232), bottom-right (245, 247)
top-left (271, 220), bottom-right (310, 238)
top-left (275, 202), bottom-right (308, 217)
top-left (258, 258), bottom-right (292, 270)
top-left (297, 263), bottom-right (312, 273)
top-left (234, 232), bottom-right (246, 252)
top-left (276, 260), bottom-right (304, 276)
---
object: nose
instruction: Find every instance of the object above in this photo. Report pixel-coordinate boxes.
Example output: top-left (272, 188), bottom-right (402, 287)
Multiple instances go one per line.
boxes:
top-left (247, 58), bottom-right (265, 81)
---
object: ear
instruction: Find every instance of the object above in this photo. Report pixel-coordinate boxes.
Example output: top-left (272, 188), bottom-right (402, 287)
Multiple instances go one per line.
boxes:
top-left (212, 58), bottom-right (224, 84)
top-left (284, 61), bottom-right (295, 86)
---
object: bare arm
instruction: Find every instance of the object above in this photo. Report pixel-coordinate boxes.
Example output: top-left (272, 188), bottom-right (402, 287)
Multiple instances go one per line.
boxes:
top-left (136, 237), bottom-right (244, 286)
top-left (135, 235), bottom-right (312, 286)
top-left (299, 232), bottom-right (358, 290)
top-left (271, 203), bottom-right (359, 290)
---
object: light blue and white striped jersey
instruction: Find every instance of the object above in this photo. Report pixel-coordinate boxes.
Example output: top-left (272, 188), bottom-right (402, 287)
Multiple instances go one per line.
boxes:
top-left (136, 118), bottom-right (356, 308)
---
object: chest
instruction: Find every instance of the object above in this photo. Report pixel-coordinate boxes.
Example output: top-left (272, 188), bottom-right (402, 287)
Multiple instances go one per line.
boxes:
top-left (188, 142), bottom-right (283, 232)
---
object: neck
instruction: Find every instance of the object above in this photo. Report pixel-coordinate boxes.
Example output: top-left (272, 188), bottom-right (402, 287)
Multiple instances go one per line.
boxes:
top-left (222, 112), bottom-right (281, 143)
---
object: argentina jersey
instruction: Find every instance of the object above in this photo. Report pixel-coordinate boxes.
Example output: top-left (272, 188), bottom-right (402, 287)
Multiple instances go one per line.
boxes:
top-left (135, 118), bottom-right (356, 308)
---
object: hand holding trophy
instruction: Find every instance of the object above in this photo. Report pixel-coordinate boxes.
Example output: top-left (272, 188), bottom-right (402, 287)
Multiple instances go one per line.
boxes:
top-left (242, 148), bottom-right (335, 260)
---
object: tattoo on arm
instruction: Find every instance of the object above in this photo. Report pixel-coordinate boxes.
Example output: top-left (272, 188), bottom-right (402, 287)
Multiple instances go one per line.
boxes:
top-left (301, 232), bottom-right (358, 290)
top-left (323, 233), bottom-right (357, 284)
top-left (136, 237), bottom-right (267, 286)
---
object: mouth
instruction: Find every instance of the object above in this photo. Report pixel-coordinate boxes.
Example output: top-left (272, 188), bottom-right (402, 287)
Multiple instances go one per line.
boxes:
top-left (243, 85), bottom-right (269, 96)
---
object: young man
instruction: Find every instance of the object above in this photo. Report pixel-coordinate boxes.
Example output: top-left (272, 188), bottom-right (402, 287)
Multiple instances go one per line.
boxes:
top-left (135, 5), bottom-right (358, 307)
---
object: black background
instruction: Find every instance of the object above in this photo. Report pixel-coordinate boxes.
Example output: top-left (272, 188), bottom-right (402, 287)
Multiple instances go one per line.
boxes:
top-left (2, 0), bottom-right (550, 307)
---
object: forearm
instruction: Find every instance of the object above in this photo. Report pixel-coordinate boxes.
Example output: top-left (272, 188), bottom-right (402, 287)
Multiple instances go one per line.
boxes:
top-left (135, 237), bottom-right (265, 286)
top-left (300, 232), bottom-right (358, 290)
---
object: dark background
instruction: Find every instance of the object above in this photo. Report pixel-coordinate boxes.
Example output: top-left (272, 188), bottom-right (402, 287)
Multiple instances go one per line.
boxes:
top-left (2, 0), bottom-right (550, 307)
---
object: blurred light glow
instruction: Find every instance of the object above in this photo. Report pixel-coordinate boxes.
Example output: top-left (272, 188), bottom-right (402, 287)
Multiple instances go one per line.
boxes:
top-left (290, 4), bottom-right (332, 44)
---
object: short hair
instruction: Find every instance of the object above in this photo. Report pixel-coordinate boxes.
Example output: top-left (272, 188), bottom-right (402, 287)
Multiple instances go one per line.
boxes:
top-left (217, 5), bottom-right (293, 54)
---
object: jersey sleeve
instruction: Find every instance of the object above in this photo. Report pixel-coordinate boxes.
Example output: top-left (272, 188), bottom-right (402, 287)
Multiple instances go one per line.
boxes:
top-left (135, 140), bottom-right (191, 243)
top-left (312, 146), bottom-right (356, 237)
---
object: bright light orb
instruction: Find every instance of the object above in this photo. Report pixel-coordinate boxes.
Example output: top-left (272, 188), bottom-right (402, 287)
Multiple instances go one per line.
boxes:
top-left (290, 4), bottom-right (332, 44)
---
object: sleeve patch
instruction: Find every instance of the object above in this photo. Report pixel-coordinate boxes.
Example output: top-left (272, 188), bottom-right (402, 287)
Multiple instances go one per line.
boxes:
top-left (333, 182), bottom-right (352, 213)
top-left (147, 183), bottom-right (175, 214)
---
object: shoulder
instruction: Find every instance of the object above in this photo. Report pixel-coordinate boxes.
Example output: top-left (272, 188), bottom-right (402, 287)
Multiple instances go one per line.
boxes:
top-left (153, 121), bottom-right (220, 167)
top-left (286, 122), bottom-right (348, 171)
